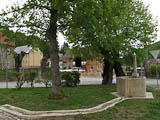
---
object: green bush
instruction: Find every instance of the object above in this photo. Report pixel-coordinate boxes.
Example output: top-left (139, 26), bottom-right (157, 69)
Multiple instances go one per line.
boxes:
top-left (61, 72), bottom-right (80, 87)
top-left (40, 71), bottom-right (80, 87)
top-left (0, 71), bottom-right (19, 78)
top-left (0, 71), bottom-right (20, 82)
top-left (41, 72), bottom-right (52, 80)
top-left (148, 63), bottom-right (160, 78)
top-left (24, 71), bottom-right (38, 87)
top-left (14, 72), bottom-right (25, 90)
top-left (40, 72), bottom-right (52, 87)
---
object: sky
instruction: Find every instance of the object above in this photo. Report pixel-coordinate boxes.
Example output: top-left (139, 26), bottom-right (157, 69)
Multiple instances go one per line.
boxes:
top-left (0, 0), bottom-right (159, 46)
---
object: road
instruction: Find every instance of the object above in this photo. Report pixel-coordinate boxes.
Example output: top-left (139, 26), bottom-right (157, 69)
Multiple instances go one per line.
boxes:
top-left (0, 76), bottom-right (159, 88)
top-left (81, 76), bottom-right (160, 87)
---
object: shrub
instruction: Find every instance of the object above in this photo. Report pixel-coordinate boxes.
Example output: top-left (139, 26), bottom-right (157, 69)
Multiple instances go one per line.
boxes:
top-left (61, 72), bottom-right (80, 87)
top-left (14, 72), bottom-right (25, 90)
top-left (24, 71), bottom-right (38, 88)
top-left (40, 72), bottom-right (52, 87)
top-left (0, 71), bottom-right (18, 81)
top-left (148, 63), bottom-right (160, 78)
top-left (0, 71), bottom-right (25, 89)
top-left (0, 71), bottom-right (17, 76)
top-left (39, 71), bottom-right (80, 87)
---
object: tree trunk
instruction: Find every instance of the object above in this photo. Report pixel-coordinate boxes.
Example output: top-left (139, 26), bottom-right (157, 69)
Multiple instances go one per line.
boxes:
top-left (144, 59), bottom-right (149, 77)
top-left (114, 61), bottom-right (125, 77)
top-left (41, 49), bottom-right (50, 73)
top-left (41, 56), bottom-right (48, 72)
top-left (102, 58), bottom-right (113, 85)
top-left (48, 9), bottom-right (62, 96)
top-left (14, 53), bottom-right (25, 72)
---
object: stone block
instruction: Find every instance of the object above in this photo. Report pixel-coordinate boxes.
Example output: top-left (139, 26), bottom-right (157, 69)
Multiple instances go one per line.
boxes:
top-left (117, 77), bottom-right (146, 97)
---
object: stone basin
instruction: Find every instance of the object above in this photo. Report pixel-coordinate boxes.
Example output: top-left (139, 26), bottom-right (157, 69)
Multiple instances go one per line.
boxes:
top-left (117, 76), bottom-right (146, 97)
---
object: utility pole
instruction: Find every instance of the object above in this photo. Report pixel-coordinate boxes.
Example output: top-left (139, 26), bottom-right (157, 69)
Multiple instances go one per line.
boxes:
top-left (5, 50), bottom-right (8, 88)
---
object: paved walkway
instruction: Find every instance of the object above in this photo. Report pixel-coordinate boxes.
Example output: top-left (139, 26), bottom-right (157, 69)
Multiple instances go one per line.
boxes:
top-left (0, 109), bottom-right (22, 120)
top-left (0, 97), bottom-right (125, 119)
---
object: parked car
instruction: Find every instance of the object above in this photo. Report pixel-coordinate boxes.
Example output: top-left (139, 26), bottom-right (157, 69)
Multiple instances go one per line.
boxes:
top-left (72, 67), bottom-right (85, 72)
top-left (60, 67), bottom-right (85, 72)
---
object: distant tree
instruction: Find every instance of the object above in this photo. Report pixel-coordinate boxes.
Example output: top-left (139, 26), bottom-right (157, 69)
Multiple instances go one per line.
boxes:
top-left (59, 42), bottom-right (69, 55)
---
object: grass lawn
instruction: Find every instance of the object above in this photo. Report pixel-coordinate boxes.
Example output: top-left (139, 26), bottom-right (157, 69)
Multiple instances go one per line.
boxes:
top-left (1, 85), bottom-right (160, 120)
top-left (0, 85), bottom-right (116, 111)
top-left (47, 87), bottom-right (160, 120)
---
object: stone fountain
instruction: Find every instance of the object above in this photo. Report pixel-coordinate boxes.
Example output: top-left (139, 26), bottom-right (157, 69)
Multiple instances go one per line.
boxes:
top-left (117, 53), bottom-right (146, 97)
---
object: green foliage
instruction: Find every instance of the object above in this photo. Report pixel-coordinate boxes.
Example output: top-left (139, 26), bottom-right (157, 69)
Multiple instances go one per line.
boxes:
top-left (61, 72), bottom-right (80, 87)
top-left (0, 71), bottom-right (38, 89)
top-left (40, 71), bottom-right (80, 87)
top-left (148, 41), bottom-right (160, 51)
top-left (0, 26), bottom-right (40, 48)
top-left (147, 41), bottom-right (160, 59)
top-left (24, 71), bottom-right (38, 87)
top-left (0, 0), bottom-right (72, 38)
top-left (24, 71), bottom-right (38, 81)
top-left (0, 26), bottom-right (42, 72)
top-left (0, 0), bottom-right (74, 95)
top-left (0, 71), bottom-right (17, 77)
top-left (122, 48), bottom-right (145, 66)
top-left (66, 0), bottom-right (158, 63)
top-left (40, 72), bottom-right (52, 87)
top-left (148, 63), bottom-right (160, 77)
top-left (41, 71), bottom-right (52, 80)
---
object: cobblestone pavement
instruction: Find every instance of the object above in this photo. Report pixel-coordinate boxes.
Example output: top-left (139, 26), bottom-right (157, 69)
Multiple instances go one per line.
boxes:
top-left (0, 109), bottom-right (22, 120)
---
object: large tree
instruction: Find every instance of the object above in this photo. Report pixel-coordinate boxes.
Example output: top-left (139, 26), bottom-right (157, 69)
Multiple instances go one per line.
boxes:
top-left (65, 0), bottom-right (158, 84)
top-left (0, 0), bottom-right (73, 96)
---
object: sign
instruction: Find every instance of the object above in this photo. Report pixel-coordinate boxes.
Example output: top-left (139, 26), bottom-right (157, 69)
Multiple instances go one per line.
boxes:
top-left (150, 50), bottom-right (160, 59)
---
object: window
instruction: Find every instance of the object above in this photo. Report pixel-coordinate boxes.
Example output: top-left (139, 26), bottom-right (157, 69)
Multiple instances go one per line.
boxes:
top-left (90, 65), bottom-right (94, 69)
top-left (6, 48), bottom-right (10, 55)
top-left (6, 60), bottom-right (10, 68)
top-left (97, 64), bottom-right (100, 69)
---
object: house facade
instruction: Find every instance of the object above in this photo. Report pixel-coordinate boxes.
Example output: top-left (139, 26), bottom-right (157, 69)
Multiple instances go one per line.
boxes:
top-left (59, 52), bottom-right (103, 73)
top-left (21, 49), bottom-right (103, 73)
top-left (22, 48), bottom-right (43, 69)
top-left (82, 59), bottom-right (103, 73)
top-left (0, 32), bottom-right (15, 70)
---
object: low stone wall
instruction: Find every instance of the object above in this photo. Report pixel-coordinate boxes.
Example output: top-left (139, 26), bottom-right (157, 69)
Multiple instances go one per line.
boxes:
top-left (81, 72), bottom-right (102, 77)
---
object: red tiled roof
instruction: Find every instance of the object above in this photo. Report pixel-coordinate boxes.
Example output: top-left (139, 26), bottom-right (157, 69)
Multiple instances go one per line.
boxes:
top-left (0, 32), bottom-right (15, 46)
top-left (63, 53), bottom-right (72, 59)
